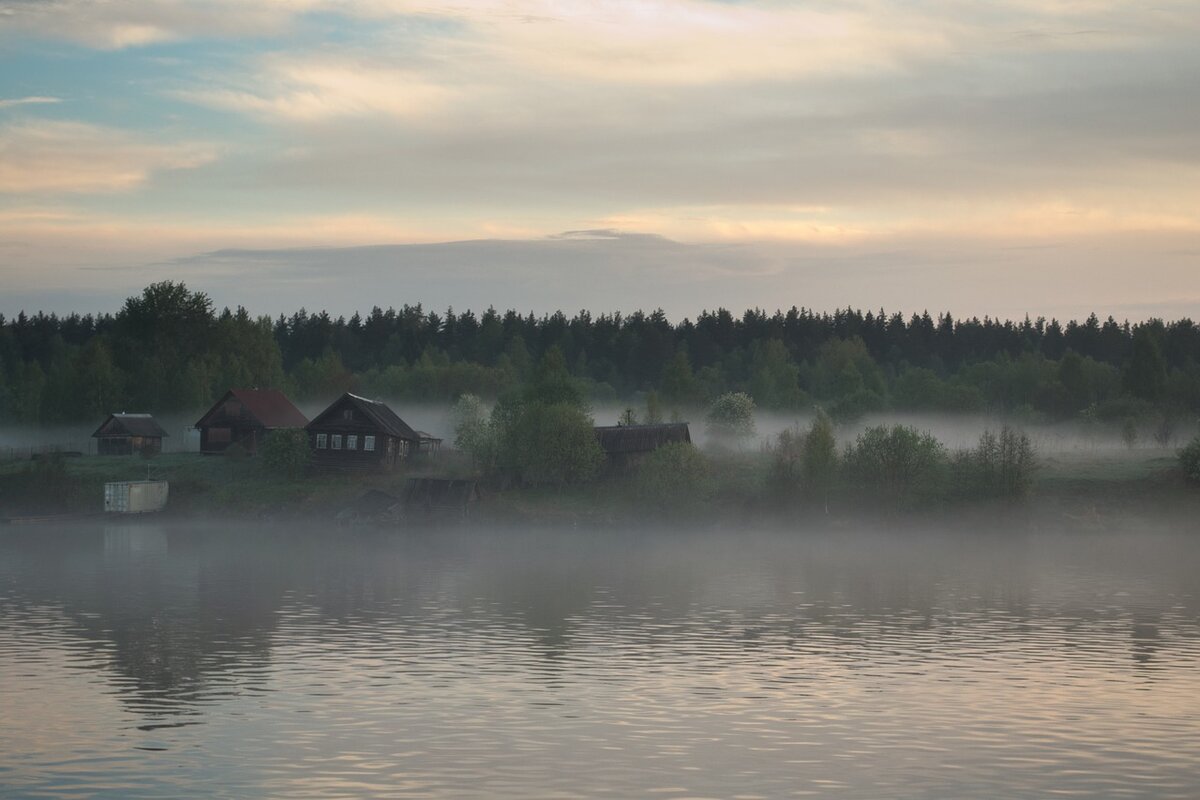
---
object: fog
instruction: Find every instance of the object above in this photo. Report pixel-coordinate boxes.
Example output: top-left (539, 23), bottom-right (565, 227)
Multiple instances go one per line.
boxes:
top-left (3, 403), bottom-right (1194, 462)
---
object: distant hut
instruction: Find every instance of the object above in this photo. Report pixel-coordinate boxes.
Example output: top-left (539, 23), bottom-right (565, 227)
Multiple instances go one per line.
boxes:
top-left (92, 413), bottom-right (168, 456)
top-left (194, 388), bottom-right (308, 455)
top-left (594, 422), bottom-right (692, 470)
top-left (415, 431), bottom-right (444, 456)
top-left (306, 393), bottom-right (423, 471)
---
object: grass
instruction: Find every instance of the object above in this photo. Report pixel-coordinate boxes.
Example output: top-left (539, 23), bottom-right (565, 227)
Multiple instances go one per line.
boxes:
top-left (0, 452), bottom-right (447, 519)
top-left (1, 445), bottom-right (1195, 524)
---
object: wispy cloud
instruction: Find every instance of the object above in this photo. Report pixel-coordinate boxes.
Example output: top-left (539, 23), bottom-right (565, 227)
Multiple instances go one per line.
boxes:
top-left (0, 96), bottom-right (61, 109)
top-left (0, 120), bottom-right (216, 193)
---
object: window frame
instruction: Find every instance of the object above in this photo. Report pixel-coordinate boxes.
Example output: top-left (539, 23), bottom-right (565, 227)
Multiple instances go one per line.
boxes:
top-left (316, 433), bottom-right (327, 449)
top-left (347, 434), bottom-right (358, 451)
top-left (331, 434), bottom-right (342, 450)
top-left (364, 435), bottom-right (376, 452)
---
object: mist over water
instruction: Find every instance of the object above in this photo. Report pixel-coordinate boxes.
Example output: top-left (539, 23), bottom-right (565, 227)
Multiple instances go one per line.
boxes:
top-left (2, 521), bottom-right (1199, 798)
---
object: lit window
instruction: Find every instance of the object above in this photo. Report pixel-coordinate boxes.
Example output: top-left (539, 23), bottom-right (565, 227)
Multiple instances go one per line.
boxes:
top-left (331, 434), bottom-right (342, 450)
top-left (347, 435), bottom-right (358, 450)
top-left (316, 433), bottom-right (327, 449)
top-left (364, 435), bottom-right (376, 452)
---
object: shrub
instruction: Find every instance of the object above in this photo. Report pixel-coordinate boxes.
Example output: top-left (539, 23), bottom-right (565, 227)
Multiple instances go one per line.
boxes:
top-left (634, 442), bottom-right (714, 514)
top-left (706, 392), bottom-right (757, 447)
top-left (452, 393), bottom-right (496, 472)
top-left (260, 429), bottom-right (310, 479)
top-left (803, 410), bottom-right (838, 511)
top-left (1181, 436), bottom-right (1200, 484)
top-left (954, 427), bottom-right (1037, 500)
top-left (843, 425), bottom-right (947, 508)
top-left (1121, 417), bottom-right (1139, 449)
top-left (494, 400), bottom-right (604, 487)
top-left (767, 425), bottom-right (805, 502)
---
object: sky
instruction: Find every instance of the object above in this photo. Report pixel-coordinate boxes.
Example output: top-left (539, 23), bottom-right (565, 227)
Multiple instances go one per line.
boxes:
top-left (1, 0), bottom-right (1198, 321)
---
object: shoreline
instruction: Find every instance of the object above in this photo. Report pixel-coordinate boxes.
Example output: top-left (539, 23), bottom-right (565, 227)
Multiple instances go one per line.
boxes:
top-left (1, 448), bottom-right (1195, 531)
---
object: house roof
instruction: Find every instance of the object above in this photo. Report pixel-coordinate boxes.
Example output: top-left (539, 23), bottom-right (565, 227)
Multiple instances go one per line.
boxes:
top-left (593, 422), bottom-right (691, 454)
top-left (92, 413), bottom-right (169, 439)
top-left (307, 393), bottom-right (420, 440)
top-left (195, 388), bottom-right (309, 429)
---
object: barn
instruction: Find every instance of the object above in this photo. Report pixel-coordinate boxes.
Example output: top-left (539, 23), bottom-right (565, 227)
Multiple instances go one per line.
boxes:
top-left (593, 422), bottom-right (692, 469)
top-left (92, 413), bottom-right (169, 456)
top-left (306, 393), bottom-right (423, 471)
top-left (194, 388), bottom-right (309, 455)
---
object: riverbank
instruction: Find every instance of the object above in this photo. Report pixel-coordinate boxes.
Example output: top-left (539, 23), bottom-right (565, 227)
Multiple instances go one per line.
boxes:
top-left (1, 447), bottom-right (1196, 528)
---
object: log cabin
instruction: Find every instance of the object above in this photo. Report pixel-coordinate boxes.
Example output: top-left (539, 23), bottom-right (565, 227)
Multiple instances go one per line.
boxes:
top-left (593, 422), bottom-right (692, 470)
top-left (194, 388), bottom-right (309, 455)
top-left (306, 393), bottom-right (422, 471)
top-left (92, 413), bottom-right (168, 456)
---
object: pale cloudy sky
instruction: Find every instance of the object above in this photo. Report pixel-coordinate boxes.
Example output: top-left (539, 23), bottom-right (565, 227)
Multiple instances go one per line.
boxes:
top-left (1, 0), bottom-right (1198, 320)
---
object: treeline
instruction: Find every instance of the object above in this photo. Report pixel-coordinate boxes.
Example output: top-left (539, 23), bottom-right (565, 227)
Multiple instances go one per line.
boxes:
top-left (1, 281), bottom-right (1199, 427)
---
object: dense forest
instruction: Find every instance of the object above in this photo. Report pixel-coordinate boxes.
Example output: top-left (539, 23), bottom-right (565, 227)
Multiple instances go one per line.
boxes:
top-left (1, 282), bottom-right (1198, 430)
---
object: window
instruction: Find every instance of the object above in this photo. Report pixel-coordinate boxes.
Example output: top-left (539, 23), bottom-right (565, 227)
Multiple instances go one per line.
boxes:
top-left (316, 433), bottom-right (327, 449)
top-left (342, 409), bottom-right (354, 420)
top-left (364, 435), bottom-right (376, 452)
top-left (347, 435), bottom-right (358, 450)
top-left (331, 434), bottom-right (342, 450)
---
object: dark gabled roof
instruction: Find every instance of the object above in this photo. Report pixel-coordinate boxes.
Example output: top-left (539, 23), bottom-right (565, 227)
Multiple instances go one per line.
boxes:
top-left (195, 388), bottom-right (309, 429)
top-left (594, 422), bottom-right (691, 454)
top-left (307, 393), bottom-right (420, 440)
top-left (92, 413), bottom-right (169, 439)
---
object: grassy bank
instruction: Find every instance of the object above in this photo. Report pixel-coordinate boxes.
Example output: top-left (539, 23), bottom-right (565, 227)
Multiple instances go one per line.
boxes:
top-left (1, 447), bottom-right (1196, 525)
top-left (0, 454), bottom-right (420, 519)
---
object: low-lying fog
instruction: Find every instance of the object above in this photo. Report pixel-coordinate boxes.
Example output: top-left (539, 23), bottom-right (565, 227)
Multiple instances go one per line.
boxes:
top-left (3, 404), bottom-right (1193, 458)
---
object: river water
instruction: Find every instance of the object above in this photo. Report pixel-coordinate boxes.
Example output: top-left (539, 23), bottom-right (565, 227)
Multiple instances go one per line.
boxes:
top-left (1, 522), bottom-right (1198, 798)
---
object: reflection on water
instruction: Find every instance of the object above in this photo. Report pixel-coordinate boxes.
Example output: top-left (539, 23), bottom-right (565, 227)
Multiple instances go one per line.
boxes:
top-left (2, 522), bottom-right (1199, 798)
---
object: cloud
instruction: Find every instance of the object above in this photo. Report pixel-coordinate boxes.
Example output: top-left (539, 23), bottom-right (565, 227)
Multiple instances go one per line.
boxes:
top-left (3, 226), bottom-right (1199, 324)
top-left (0, 96), bottom-right (61, 109)
top-left (0, 120), bottom-right (216, 193)
top-left (176, 57), bottom-right (453, 121)
top-left (0, 0), bottom-right (323, 49)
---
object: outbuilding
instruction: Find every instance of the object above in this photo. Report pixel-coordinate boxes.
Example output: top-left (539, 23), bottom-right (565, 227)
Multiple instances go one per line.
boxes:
top-left (194, 388), bottom-right (309, 455)
top-left (593, 422), bottom-right (692, 470)
top-left (92, 413), bottom-right (169, 456)
top-left (306, 393), bottom-right (423, 471)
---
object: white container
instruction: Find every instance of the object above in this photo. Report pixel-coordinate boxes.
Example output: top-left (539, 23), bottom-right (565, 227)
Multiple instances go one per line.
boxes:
top-left (104, 481), bottom-right (169, 514)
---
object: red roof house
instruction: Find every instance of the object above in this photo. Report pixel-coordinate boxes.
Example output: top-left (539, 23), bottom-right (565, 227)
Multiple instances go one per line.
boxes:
top-left (194, 388), bottom-right (308, 454)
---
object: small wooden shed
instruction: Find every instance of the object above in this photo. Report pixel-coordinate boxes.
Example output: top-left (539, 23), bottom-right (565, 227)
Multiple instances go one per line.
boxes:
top-left (195, 388), bottom-right (309, 455)
top-left (92, 413), bottom-right (168, 456)
top-left (594, 422), bottom-right (692, 469)
top-left (307, 393), bottom-right (422, 471)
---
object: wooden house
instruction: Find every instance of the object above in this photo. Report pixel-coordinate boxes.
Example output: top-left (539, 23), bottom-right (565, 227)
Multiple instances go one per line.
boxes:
top-left (92, 413), bottom-right (168, 456)
top-left (306, 393), bottom-right (422, 471)
top-left (594, 422), bottom-right (692, 469)
top-left (194, 388), bottom-right (309, 455)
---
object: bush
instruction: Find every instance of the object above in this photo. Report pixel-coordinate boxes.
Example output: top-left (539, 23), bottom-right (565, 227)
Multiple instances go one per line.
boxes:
top-left (634, 442), bottom-right (714, 514)
top-left (260, 429), bottom-right (310, 479)
top-left (452, 393), bottom-right (496, 472)
top-left (803, 410), bottom-right (838, 511)
top-left (953, 427), bottom-right (1037, 500)
top-left (843, 425), bottom-right (947, 508)
top-left (494, 399), bottom-right (604, 487)
top-left (706, 392), bottom-right (757, 446)
top-left (767, 425), bottom-right (805, 502)
top-left (1181, 436), bottom-right (1200, 484)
